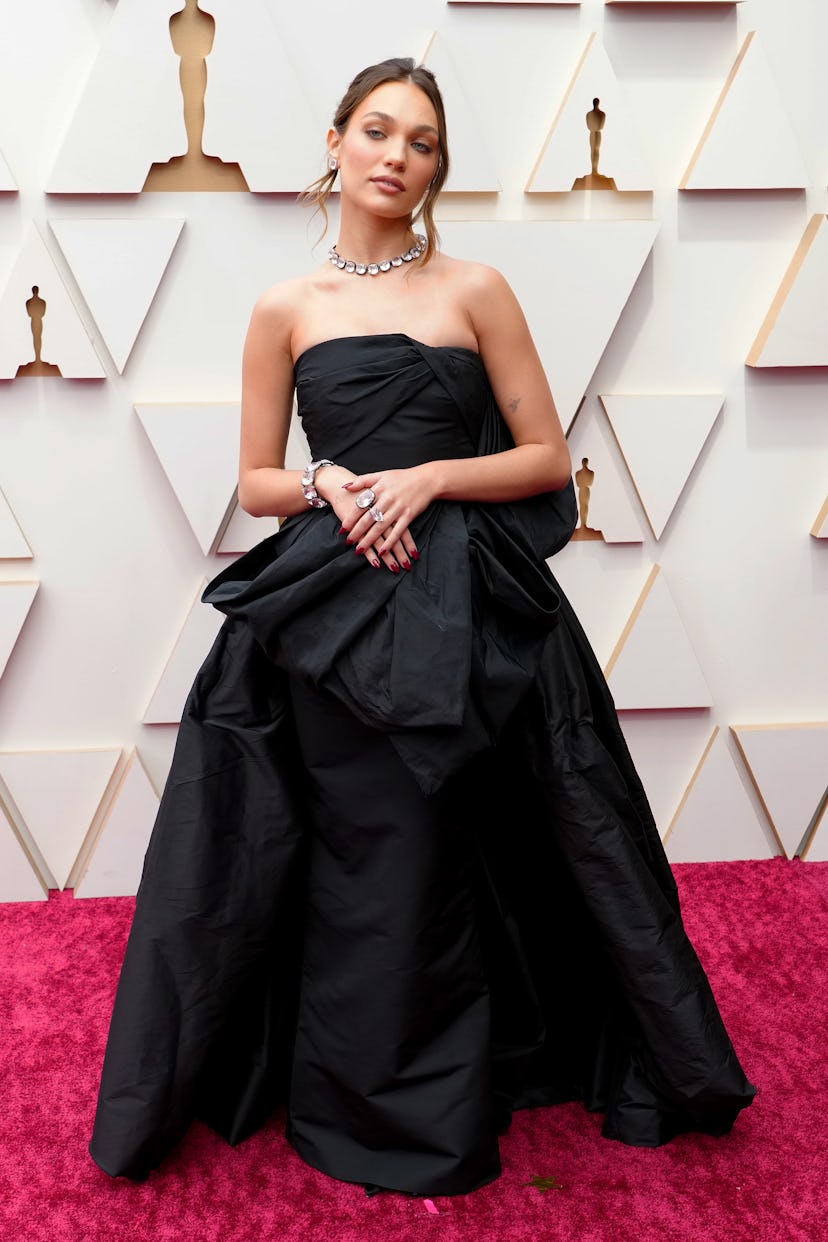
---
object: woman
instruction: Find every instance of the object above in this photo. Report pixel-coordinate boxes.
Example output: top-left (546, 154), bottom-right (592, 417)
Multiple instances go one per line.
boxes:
top-left (89, 58), bottom-right (755, 1198)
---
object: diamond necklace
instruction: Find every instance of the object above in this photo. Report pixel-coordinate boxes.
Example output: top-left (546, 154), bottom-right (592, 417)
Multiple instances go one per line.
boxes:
top-left (328, 233), bottom-right (427, 276)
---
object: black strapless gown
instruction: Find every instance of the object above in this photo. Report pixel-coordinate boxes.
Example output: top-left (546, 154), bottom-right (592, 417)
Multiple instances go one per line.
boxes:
top-left (89, 335), bottom-right (756, 1195)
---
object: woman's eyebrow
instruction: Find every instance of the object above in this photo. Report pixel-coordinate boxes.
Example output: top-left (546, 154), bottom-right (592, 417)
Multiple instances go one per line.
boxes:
top-left (362, 110), bottom-right (439, 137)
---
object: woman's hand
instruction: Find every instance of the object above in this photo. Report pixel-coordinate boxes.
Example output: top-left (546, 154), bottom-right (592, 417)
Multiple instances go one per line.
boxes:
top-left (313, 464), bottom-right (412, 573)
top-left (335, 465), bottom-right (437, 572)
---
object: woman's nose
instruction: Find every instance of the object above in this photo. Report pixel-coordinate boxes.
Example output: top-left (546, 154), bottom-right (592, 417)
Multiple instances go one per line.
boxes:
top-left (384, 144), bottom-right (406, 169)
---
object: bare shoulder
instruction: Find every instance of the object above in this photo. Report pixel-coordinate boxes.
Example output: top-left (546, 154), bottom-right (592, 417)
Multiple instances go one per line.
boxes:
top-left (431, 252), bottom-right (510, 297)
top-left (436, 257), bottom-right (525, 349)
top-left (246, 272), bottom-right (322, 361)
top-left (250, 274), bottom-right (308, 326)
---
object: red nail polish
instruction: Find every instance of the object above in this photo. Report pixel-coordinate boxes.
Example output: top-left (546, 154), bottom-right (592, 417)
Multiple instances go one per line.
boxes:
top-left (390, 563), bottom-right (400, 573)
top-left (372, 558), bottom-right (380, 568)
top-left (354, 546), bottom-right (362, 554)
top-left (402, 560), bottom-right (411, 570)
top-left (411, 550), bottom-right (419, 561)
top-left (346, 538), bottom-right (354, 545)
top-left (339, 526), bottom-right (348, 535)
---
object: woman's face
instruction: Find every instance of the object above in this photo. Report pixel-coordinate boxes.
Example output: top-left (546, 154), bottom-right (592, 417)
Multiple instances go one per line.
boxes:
top-left (330, 80), bottom-right (441, 222)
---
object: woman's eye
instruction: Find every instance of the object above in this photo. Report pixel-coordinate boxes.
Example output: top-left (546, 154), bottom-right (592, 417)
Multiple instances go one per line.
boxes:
top-left (413, 141), bottom-right (434, 154)
top-left (366, 129), bottom-right (385, 139)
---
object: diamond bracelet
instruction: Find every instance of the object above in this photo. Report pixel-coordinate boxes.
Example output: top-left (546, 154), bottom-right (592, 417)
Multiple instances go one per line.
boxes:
top-left (301, 459), bottom-right (335, 508)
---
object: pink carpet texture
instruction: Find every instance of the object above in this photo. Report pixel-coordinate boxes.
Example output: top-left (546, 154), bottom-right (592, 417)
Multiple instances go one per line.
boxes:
top-left (1, 857), bottom-right (825, 1242)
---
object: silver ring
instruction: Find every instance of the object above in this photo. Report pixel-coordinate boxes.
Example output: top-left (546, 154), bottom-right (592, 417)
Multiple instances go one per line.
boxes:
top-left (355, 488), bottom-right (376, 510)
top-left (369, 505), bottom-right (384, 524)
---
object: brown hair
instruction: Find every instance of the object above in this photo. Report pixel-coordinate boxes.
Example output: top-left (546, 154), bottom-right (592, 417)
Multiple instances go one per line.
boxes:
top-left (298, 57), bottom-right (449, 266)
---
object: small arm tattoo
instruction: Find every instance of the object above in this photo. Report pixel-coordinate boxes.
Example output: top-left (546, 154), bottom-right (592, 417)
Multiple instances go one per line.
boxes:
top-left (507, 396), bottom-right (521, 413)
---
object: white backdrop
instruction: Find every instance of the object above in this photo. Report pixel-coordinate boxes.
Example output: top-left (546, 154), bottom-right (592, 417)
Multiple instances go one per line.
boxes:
top-left (0, 0), bottom-right (826, 899)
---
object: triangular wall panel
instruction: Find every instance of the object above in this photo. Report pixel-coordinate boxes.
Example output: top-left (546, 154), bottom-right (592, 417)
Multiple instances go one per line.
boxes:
top-left (48, 0), bottom-right (324, 193)
top-left (618, 711), bottom-right (716, 842)
top-left (0, 489), bottom-right (32, 559)
top-left (552, 544), bottom-right (652, 667)
top-left (0, 815), bottom-right (45, 902)
top-left (604, 565), bottom-right (713, 709)
top-left (135, 403), bottom-right (240, 555)
top-left (0, 749), bottom-right (122, 889)
top-left (681, 31), bottom-right (809, 190)
top-left (50, 219), bottom-right (184, 372)
top-left (143, 580), bottom-right (224, 724)
top-left (422, 34), bottom-right (500, 191)
top-left (440, 220), bottom-right (659, 433)
top-left (731, 724), bottom-right (828, 857)
top-left (47, 0), bottom-right (181, 192)
top-left (664, 728), bottom-right (778, 862)
top-left (0, 581), bottom-right (38, 682)
top-left (803, 813), bottom-right (828, 861)
top-left (217, 504), bottom-right (280, 555)
top-left (566, 404), bottom-right (645, 542)
top-left (527, 33), bottom-right (652, 192)
top-left (601, 394), bottom-right (723, 539)
top-left (74, 750), bottom-right (160, 898)
top-left (747, 216), bottom-right (828, 368)
top-left (0, 228), bottom-right (106, 379)
top-left (811, 496), bottom-right (828, 539)
top-left (0, 148), bottom-right (16, 191)
top-left (202, 0), bottom-right (325, 192)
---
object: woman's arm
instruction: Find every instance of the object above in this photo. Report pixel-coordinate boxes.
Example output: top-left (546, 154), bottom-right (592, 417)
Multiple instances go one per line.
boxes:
top-left (436, 262), bottom-right (571, 497)
top-left (237, 286), bottom-right (415, 571)
top-left (345, 264), bottom-right (572, 556)
top-left (237, 286), bottom-right (322, 519)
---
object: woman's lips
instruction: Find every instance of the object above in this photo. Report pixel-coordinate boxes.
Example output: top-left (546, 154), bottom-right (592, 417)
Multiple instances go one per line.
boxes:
top-left (372, 177), bottom-right (405, 194)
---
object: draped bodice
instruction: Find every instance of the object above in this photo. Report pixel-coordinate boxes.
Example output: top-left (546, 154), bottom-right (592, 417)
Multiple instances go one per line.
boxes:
top-left (294, 333), bottom-right (488, 472)
top-left (204, 334), bottom-right (577, 793)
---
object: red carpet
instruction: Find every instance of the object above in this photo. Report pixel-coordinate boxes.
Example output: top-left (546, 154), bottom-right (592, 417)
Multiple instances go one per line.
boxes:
top-left (1, 858), bottom-right (824, 1242)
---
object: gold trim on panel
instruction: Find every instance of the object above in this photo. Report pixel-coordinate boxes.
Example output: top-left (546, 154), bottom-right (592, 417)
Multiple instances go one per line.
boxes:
top-left (800, 796), bottom-right (828, 859)
top-left (68, 747), bottom-right (158, 890)
top-left (0, 580), bottom-right (40, 679)
top-left (0, 784), bottom-right (49, 896)
top-left (142, 577), bottom-right (209, 723)
top-left (526, 34), bottom-right (595, 192)
top-left (661, 726), bottom-right (718, 848)
top-left (731, 722), bottom-right (828, 858)
top-left (0, 746), bottom-right (123, 890)
top-left (747, 215), bottom-right (826, 367)
top-left (680, 31), bottom-right (755, 190)
top-left (0, 486), bottom-right (34, 559)
top-left (603, 563), bottom-right (659, 679)
top-left (600, 395), bottom-right (723, 542)
top-left (809, 495), bottom-right (828, 539)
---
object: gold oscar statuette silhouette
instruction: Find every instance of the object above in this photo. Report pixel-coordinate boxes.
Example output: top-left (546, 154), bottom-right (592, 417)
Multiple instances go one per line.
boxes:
top-left (572, 98), bottom-right (617, 192)
top-left (16, 286), bottom-right (62, 377)
top-left (143, 0), bottom-right (249, 191)
top-left (571, 457), bottom-right (604, 541)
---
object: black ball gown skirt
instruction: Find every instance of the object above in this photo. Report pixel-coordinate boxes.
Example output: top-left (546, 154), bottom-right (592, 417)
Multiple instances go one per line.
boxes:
top-left (89, 335), bottom-right (756, 1194)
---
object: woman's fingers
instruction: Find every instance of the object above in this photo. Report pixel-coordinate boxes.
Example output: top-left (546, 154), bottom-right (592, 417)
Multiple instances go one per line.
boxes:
top-left (351, 506), bottom-right (394, 553)
top-left (391, 539), bottom-right (411, 570)
top-left (401, 530), bottom-right (419, 562)
top-left (341, 474), bottom-right (379, 496)
top-left (354, 520), bottom-right (410, 573)
top-left (339, 485), bottom-right (419, 571)
top-left (379, 544), bottom-right (401, 573)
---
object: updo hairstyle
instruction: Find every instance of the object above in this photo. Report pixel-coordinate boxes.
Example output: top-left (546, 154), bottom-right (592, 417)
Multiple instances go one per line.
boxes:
top-left (299, 57), bottom-right (450, 265)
